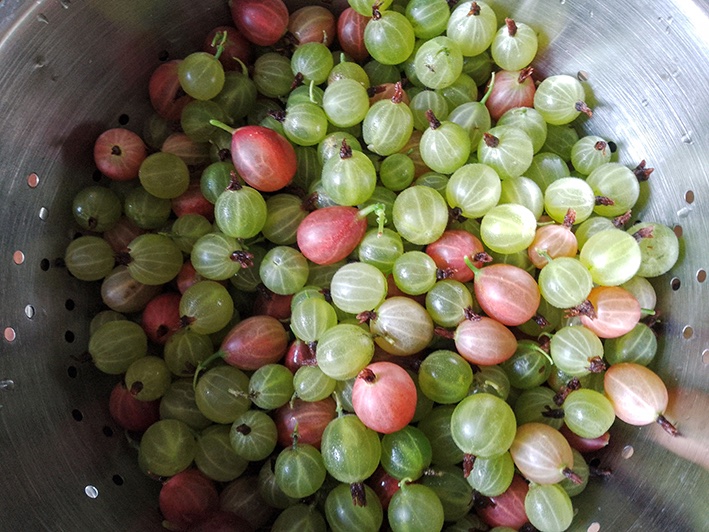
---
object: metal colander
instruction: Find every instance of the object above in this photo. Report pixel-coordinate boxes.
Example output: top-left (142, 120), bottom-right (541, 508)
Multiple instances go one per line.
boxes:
top-left (1, 0), bottom-right (707, 530)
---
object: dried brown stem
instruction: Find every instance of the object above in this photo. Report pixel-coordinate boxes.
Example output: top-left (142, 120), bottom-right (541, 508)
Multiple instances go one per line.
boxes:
top-left (575, 101), bottom-right (593, 117)
top-left (565, 299), bottom-right (597, 319)
top-left (357, 367), bottom-right (377, 383)
top-left (518, 66), bottom-right (534, 84)
top-left (532, 314), bottom-right (550, 328)
top-left (434, 326), bottom-right (455, 339)
top-left (351, 482), bottom-right (367, 506)
top-left (505, 18), bottom-right (518, 36)
top-left (632, 226), bottom-right (655, 242)
top-left (563, 208), bottom-right (577, 228)
top-left (227, 170), bottom-right (242, 190)
top-left (391, 81), bottom-right (405, 104)
top-left (268, 109), bottom-right (286, 123)
top-left (657, 414), bottom-right (680, 436)
top-left (340, 138), bottom-right (353, 159)
top-left (542, 405), bottom-right (565, 419)
top-left (426, 109), bottom-right (441, 130)
top-left (474, 251), bottom-right (493, 263)
top-left (613, 210), bottom-right (632, 228)
top-left (230, 250), bottom-right (254, 268)
top-left (356, 310), bottom-right (377, 324)
top-left (595, 195), bottom-right (615, 206)
top-left (634, 159), bottom-right (654, 182)
top-left (587, 356), bottom-right (607, 373)
top-left (553, 377), bottom-right (581, 405)
top-left (463, 454), bottom-right (476, 478)
top-left (366, 84), bottom-right (386, 98)
top-left (562, 467), bottom-right (584, 484)
top-left (291, 72), bottom-right (304, 90)
top-left (463, 306), bottom-right (479, 321)
top-left (483, 132), bottom-right (499, 148)
top-left (235, 423), bottom-right (251, 435)
top-left (436, 268), bottom-right (456, 280)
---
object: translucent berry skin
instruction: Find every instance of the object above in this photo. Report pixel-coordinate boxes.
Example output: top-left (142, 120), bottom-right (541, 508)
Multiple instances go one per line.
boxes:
top-left (230, 126), bottom-right (297, 192)
top-left (604, 362), bottom-right (670, 427)
top-left (352, 362), bottom-right (417, 434)
top-left (94, 128), bottom-right (147, 181)
top-left (473, 263), bottom-right (541, 327)
top-left (296, 206), bottom-right (368, 265)
top-left (534, 74), bottom-right (588, 125)
top-left (231, 0), bottom-right (289, 47)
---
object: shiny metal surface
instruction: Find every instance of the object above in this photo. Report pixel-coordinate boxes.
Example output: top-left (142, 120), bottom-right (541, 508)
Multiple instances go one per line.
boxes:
top-left (0, 0), bottom-right (707, 530)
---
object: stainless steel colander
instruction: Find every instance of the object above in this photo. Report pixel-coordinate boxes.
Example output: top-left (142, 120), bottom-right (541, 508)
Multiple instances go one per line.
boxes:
top-left (1, 0), bottom-right (707, 530)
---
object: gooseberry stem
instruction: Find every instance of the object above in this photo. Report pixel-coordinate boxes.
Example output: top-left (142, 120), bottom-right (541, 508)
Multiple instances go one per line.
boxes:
top-left (575, 101), bottom-right (593, 118)
top-left (587, 356), bottom-right (607, 373)
top-left (291, 72), bottom-right (304, 90)
top-left (553, 377), bottom-right (581, 405)
top-left (357, 203), bottom-right (387, 236)
top-left (397, 477), bottom-right (413, 489)
top-left (518, 66), bottom-right (534, 84)
top-left (634, 159), bottom-right (654, 181)
top-left (595, 140), bottom-right (608, 155)
top-left (350, 482), bottom-right (367, 506)
top-left (563, 208), bottom-right (577, 228)
top-left (230, 250), bottom-right (254, 268)
top-left (371, 2), bottom-right (382, 19)
top-left (234, 56), bottom-right (248, 76)
top-left (613, 211), bottom-right (632, 228)
top-left (565, 299), bottom-right (597, 319)
top-left (391, 81), bottom-right (405, 104)
top-left (211, 30), bottom-right (228, 61)
top-left (656, 414), bottom-right (679, 436)
top-left (562, 467), bottom-right (583, 484)
top-left (463, 253), bottom-right (492, 274)
top-left (480, 71), bottom-right (496, 105)
top-left (309, 79), bottom-right (317, 103)
top-left (333, 389), bottom-right (345, 417)
top-left (532, 314), bottom-right (549, 328)
top-left (463, 454), bottom-right (476, 478)
top-left (542, 405), bottom-right (565, 419)
top-left (483, 132), bottom-right (499, 148)
top-left (595, 195), bottom-right (614, 206)
top-left (235, 423), bottom-right (251, 435)
top-left (632, 226), bottom-right (655, 242)
top-left (530, 342), bottom-right (554, 365)
top-left (226, 170), bottom-right (242, 190)
top-left (340, 138), bottom-right (353, 159)
top-left (433, 326), bottom-right (455, 339)
top-left (209, 119), bottom-right (236, 135)
top-left (536, 248), bottom-right (553, 263)
top-left (426, 109), bottom-right (441, 130)
top-left (291, 422), bottom-right (300, 449)
top-left (192, 350), bottom-right (226, 389)
top-left (357, 367), bottom-right (377, 383)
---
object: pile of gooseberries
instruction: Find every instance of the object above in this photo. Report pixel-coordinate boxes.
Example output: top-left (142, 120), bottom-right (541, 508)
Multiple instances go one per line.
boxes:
top-left (68, 1), bottom-right (683, 531)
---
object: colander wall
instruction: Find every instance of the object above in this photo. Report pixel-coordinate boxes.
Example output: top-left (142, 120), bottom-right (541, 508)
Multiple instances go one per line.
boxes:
top-left (0, 1), bottom-right (707, 531)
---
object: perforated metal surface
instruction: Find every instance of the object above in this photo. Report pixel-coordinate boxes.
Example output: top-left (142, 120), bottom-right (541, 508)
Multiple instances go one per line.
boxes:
top-left (0, 1), bottom-right (707, 531)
